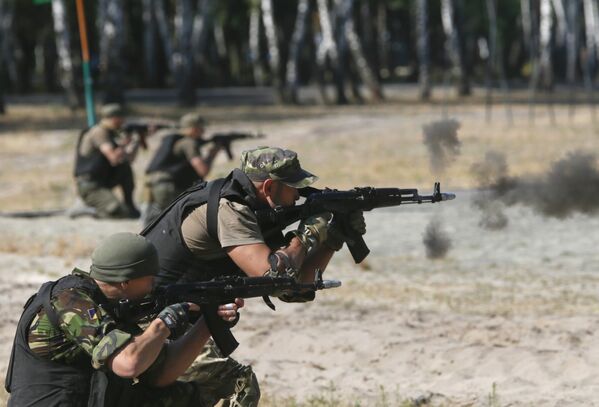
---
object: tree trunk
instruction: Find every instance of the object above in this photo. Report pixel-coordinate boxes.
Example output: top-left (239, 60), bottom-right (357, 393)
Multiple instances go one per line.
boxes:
top-left (142, 0), bottom-right (159, 85)
top-left (191, 0), bottom-right (216, 70)
top-left (316, 0), bottom-right (346, 104)
top-left (99, 0), bottom-right (126, 104)
top-left (153, 0), bottom-right (174, 73)
top-left (339, 0), bottom-right (383, 101)
top-left (173, 0), bottom-right (195, 106)
top-left (376, 2), bottom-right (390, 79)
top-left (249, 0), bottom-right (265, 86)
top-left (440, 0), bottom-right (470, 95)
top-left (566, 0), bottom-right (580, 118)
top-left (284, 0), bottom-right (310, 103)
top-left (521, 0), bottom-right (533, 52)
top-left (539, 0), bottom-right (554, 89)
top-left (0, 0), bottom-right (8, 114)
top-left (0, 0), bottom-right (17, 90)
top-left (551, 0), bottom-right (567, 47)
top-left (261, 0), bottom-right (284, 102)
top-left (583, 0), bottom-right (598, 120)
top-left (51, 0), bottom-right (79, 109)
top-left (415, 0), bottom-right (431, 99)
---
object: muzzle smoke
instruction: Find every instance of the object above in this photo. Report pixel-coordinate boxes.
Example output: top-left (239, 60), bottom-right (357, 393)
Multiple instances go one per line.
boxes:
top-left (422, 119), bottom-right (462, 174)
top-left (423, 217), bottom-right (452, 259)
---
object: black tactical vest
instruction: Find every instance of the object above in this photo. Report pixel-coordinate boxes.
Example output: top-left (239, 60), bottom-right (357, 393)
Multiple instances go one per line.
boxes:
top-left (141, 169), bottom-right (285, 286)
top-left (74, 125), bottom-right (118, 182)
top-left (5, 274), bottom-right (110, 407)
top-left (145, 133), bottom-right (203, 189)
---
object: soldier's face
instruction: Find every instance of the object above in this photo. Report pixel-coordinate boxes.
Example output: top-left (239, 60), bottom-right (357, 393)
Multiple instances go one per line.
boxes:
top-left (123, 276), bottom-right (155, 300)
top-left (269, 181), bottom-right (299, 208)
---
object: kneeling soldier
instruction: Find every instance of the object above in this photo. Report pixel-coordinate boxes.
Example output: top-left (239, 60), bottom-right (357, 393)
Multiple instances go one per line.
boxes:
top-left (5, 232), bottom-right (241, 407)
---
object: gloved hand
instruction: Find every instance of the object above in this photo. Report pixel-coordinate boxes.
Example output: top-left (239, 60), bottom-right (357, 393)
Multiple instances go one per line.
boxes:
top-left (157, 303), bottom-right (190, 338)
top-left (288, 212), bottom-right (332, 251)
top-left (325, 211), bottom-right (366, 251)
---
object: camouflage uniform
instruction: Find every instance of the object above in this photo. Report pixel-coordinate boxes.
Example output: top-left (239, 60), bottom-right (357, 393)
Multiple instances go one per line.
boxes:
top-left (12, 269), bottom-right (210, 406)
top-left (143, 147), bottom-right (319, 407)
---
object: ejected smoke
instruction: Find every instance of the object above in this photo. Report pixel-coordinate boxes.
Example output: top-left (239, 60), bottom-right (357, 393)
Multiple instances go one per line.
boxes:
top-left (423, 217), bottom-right (452, 259)
top-left (470, 151), bottom-right (510, 230)
top-left (471, 150), bottom-right (599, 225)
top-left (422, 119), bottom-right (462, 174)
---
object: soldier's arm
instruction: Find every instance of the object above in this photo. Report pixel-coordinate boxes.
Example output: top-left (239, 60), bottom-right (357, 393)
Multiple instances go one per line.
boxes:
top-left (107, 319), bottom-right (170, 378)
top-left (99, 142), bottom-right (126, 166)
top-left (188, 144), bottom-right (221, 178)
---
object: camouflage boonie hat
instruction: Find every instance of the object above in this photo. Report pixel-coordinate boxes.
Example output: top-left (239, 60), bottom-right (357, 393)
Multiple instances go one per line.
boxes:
top-left (180, 112), bottom-right (206, 129)
top-left (100, 103), bottom-right (125, 119)
top-left (240, 146), bottom-right (318, 188)
top-left (90, 232), bottom-right (158, 283)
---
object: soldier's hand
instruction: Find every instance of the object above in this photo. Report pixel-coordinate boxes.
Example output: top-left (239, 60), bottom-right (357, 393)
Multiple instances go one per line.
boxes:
top-left (325, 211), bottom-right (366, 251)
top-left (217, 298), bottom-right (244, 322)
top-left (157, 303), bottom-right (190, 338)
top-left (292, 212), bottom-right (332, 251)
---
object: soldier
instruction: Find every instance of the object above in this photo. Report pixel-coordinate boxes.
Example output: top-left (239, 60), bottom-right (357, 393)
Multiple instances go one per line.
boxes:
top-left (73, 104), bottom-right (141, 219)
top-left (5, 232), bottom-right (242, 406)
top-left (143, 113), bottom-right (222, 226)
top-left (141, 146), bottom-right (366, 406)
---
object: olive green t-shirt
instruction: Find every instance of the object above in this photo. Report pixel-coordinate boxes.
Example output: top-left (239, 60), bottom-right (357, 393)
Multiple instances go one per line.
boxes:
top-left (181, 198), bottom-right (264, 260)
top-left (78, 124), bottom-right (116, 157)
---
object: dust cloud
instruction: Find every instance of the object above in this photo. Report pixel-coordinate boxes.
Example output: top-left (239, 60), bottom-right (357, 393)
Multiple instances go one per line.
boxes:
top-left (423, 217), bottom-right (452, 259)
top-left (422, 119), bottom-right (462, 174)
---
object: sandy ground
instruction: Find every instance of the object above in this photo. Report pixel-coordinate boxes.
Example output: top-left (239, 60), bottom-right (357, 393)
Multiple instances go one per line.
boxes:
top-left (2, 101), bottom-right (599, 405)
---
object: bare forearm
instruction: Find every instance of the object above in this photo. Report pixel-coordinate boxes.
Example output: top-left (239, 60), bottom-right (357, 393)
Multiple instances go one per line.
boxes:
top-left (109, 319), bottom-right (170, 378)
top-left (151, 318), bottom-right (211, 386)
top-left (298, 246), bottom-right (334, 282)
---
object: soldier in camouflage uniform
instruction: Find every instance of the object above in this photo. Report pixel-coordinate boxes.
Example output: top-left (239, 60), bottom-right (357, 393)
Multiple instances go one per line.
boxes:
top-left (5, 232), bottom-right (242, 407)
top-left (142, 146), bottom-right (367, 407)
top-left (73, 104), bottom-right (141, 219)
top-left (143, 113), bottom-right (222, 227)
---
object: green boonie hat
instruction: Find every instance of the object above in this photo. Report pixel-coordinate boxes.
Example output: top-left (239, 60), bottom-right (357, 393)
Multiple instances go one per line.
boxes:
top-left (240, 146), bottom-right (318, 188)
top-left (100, 104), bottom-right (125, 119)
top-left (90, 233), bottom-right (158, 283)
top-left (180, 112), bottom-right (206, 128)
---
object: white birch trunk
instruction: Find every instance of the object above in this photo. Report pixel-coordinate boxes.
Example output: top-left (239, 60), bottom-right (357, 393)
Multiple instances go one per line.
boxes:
top-left (99, 0), bottom-right (126, 104)
top-left (416, 0), bottom-right (431, 99)
top-left (51, 0), bottom-right (78, 107)
top-left (551, 0), bottom-right (567, 46)
top-left (174, 0), bottom-right (195, 105)
top-left (521, 0), bottom-right (533, 52)
top-left (340, 0), bottom-right (382, 100)
top-left (142, 0), bottom-right (159, 84)
top-left (249, 2), bottom-right (265, 85)
top-left (285, 0), bottom-right (310, 103)
top-left (154, 0), bottom-right (174, 73)
top-left (539, 0), bottom-right (554, 88)
top-left (441, 0), bottom-right (469, 95)
top-left (261, 0), bottom-right (283, 100)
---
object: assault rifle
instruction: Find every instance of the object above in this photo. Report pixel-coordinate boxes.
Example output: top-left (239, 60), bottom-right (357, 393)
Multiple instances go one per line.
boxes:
top-left (255, 182), bottom-right (456, 264)
top-left (106, 273), bottom-right (341, 356)
top-left (209, 132), bottom-right (264, 160)
top-left (122, 120), bottom-right (175, 149)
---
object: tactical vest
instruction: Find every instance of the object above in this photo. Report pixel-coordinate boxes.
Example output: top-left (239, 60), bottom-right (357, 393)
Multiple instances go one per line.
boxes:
top-left (141, 169), bottom-right (285, 286)
top-left (5, 274), bottom-right (111, 407)
top-left (145, 133), bottom-right (203, 189)
top-left (74, 125), bottom-right (118, 183)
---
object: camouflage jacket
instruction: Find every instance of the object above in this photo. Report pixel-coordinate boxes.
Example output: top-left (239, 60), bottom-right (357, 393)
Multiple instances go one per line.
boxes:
top-left (28, 270), bottom-right (140, 370)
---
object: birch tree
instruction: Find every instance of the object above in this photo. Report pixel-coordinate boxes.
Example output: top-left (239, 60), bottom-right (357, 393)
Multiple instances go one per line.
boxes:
top-left (191, 0), bottom-right (216, 71)
top-left (376, 2), bottom-right (390, 78)
top-left (142, 0), bottom-right (159, 85)
top-left (416, 0), bottom-right (431, 99)
top-left (51, 0), bottom-right (79, 108)
top-left (339, 0), bottom-right (383, 101)
top-left (249, 0), bottom-right (265, 85)
top-left (441, 0), bottom-right (470, 95)
top-left (538, 0), bottom-right (554, 89)
top-left (261, 0), bottom-right (283, 101)
top-left (173, 0), bottom-right (195, 105)
top-left (285, 0), bottom-right (310, 103)
top-left (98, 0), bottom-right (126, 104)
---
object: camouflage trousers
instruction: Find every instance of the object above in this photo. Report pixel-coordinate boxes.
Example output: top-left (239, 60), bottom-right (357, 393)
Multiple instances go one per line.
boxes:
top-left (142, 179), bottom-right (183, 227)
top-left (76, 165), bottom-right (137, 219)
top-left (179, 339), bottom-right (260, 407)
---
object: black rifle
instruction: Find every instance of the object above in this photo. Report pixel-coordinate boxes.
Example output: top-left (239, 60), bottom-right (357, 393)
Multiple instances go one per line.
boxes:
top-left (209, 132), bottom-right (264, 160)
top-left (107, 273), bottom-right (341, 356)
top-left (255, 182), bottom-right (456, 264)
top-left (122, 120), bottom-right (175, 149)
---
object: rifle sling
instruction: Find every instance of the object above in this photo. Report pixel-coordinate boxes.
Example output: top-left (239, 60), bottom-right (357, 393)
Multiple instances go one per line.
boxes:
top-left (207, 178), bottom-right (227, 243)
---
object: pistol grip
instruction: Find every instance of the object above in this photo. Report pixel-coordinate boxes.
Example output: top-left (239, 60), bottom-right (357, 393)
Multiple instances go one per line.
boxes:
top-left (202, 304), bottom-right (239, 357)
